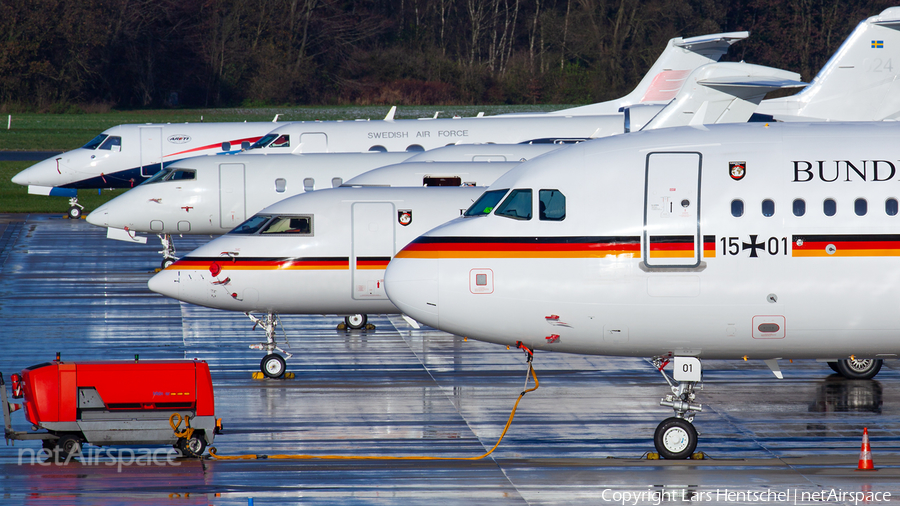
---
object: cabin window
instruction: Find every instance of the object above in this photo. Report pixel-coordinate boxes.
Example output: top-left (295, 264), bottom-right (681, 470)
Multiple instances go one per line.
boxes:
top-left (539, 189), bottom-right (566, 221)
top-left (761, 199), bottom-right (775, 217)
top-left (99, 136), bottom-right (121, 151)
top-left (792, 199), bottom-right (805, 217)
top-left (275, 178), bottom-right (287, 193)
top-left (731, 199), bottom-right (743, 217)
top-left (369, 145), bottom-right (387, 153)
top-left (230, 215), bottom-right (272, 235)
top-left (406, 144), bottom-right (425, 152)
top-left (82, 134), bottom-right (108, 150)
top-left (464, 189), bottom-right (508, 217)
top-left (823, 198), bottom-right (837, 217)
top-left (886, 198), bottom-right (899, 216)
top-left (271, 135), bottom-right (290, 148)
top-left (303, 178), bottom-right (315, 191)
top-left (495, 189), bottom-right (533, 220)
top-left (260, 215), bottom-right (313, 235)
top-left (855, 198), bottom-right (867, 216)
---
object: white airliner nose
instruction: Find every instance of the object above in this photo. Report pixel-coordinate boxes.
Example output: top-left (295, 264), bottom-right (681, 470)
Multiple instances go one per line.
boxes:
top-left (85, 205), bottom-right (108, 227)
top-left (148, 268), bottom-right (180, 299)
top-left (384, 257), bottom-right (440, 328)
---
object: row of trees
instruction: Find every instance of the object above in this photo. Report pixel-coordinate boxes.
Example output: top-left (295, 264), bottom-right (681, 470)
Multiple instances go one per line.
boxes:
top-left (0, 0), bottom-right (895, 110)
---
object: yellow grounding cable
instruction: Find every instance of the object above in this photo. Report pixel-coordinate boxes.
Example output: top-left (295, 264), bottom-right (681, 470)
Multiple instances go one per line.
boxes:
top-left (203, 362), bottom-right (539, 461)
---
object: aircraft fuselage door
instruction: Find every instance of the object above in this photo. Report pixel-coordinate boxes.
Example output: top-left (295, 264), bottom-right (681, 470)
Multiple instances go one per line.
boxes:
top-left (643, 152), bottom-right (701, 268)
top-left (219, 163), bottom-right (246, 230)
top-left (299, 133), bottom-right (328, 153)
top-left (351, 202), bottom-right (395, 300)
top-left (139, 127), bottom-right (163, 178)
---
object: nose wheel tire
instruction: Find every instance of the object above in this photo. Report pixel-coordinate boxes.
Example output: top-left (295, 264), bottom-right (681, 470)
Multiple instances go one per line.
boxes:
top-left (161, 258), bottom-right (176, 270)
top-left (654, 417), bottom-right (698, 460)
top-left (835, 358), bottom-right (882, 380)
top-left (67, 206), bottom-right (83, 219)
top-left (260, 353), bottom-right (286, 378)
top-left (344, 314), bottom-right (368, 329)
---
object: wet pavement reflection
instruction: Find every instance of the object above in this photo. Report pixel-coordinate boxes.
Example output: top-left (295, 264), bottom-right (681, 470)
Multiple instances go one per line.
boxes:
top-left (1, 214), bottom-right (899, 505)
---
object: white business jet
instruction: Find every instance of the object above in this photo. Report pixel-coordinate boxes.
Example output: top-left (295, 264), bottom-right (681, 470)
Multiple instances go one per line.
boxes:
top-left (384, 120), bottom-right (900, 459)
top-left (86, 145), bottom-right (550, 267)
top-left (11, 121), bottom-right (280, 218)
top-left (13, 31), bottom-right (746, 217)
top-left (147, 185), bottom-right (486, 378)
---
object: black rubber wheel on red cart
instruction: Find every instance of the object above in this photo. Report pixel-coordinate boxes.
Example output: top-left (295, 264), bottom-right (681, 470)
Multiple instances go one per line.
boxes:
top-left (176, 432), bottom-right (207, 458)
top-left (56, 434), bottom-right (84, 459)
top-left (261, 353), bottom-right (286, 378)
top-left (344, 314), bottom-right (367, 329)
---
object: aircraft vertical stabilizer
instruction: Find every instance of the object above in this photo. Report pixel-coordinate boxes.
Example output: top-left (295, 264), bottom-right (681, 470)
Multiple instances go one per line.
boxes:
top-left (756, 7), bottom-right (900, 121)
top-left (641, 62), bottom-right (806, 130)
top-left (552, 31), bottom-right (749, 116)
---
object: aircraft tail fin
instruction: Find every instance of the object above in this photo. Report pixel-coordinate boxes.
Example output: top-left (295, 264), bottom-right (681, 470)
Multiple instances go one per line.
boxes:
top-left (553, 31), bottom-right (748, 116)
top-left (641, 62), bottom-right (805, 131)
top-left (756, 7), bottom-right (900, 121)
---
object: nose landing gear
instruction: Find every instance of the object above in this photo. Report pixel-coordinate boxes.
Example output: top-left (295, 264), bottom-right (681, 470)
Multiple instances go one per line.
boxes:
top-left (247, 312), bottom-right (293, 378)
top-left (652, 357), bottom-right (703, 459)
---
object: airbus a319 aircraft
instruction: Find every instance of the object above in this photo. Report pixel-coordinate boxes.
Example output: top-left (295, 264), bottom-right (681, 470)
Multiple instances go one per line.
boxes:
top-left (384, 121), bottom-right (900, 459)
top-left (147, 186), bottom-right (487, 378)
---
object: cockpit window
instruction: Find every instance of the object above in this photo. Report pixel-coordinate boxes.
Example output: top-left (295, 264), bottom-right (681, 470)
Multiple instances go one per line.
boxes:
top-left (230, 215), bottom-right (272, 234)
top-left (99, 136), bottom-right (121, 150)
top-left (495, 189), bottom-right (533, 220)
top-left (249, 133), bottom-right (279, 150)
top-left (270, 134), bottom-right (290, 148)
top-left (260, 215), bottom-right (312, 235)
top-left (539, 189), bottom-right (565, 221)
top-left (464, 189), bottom-right (508, 217)
top-left (82, 134), bottom-right (108, 150)
top-left (143, 168), bottom-right (196, 184)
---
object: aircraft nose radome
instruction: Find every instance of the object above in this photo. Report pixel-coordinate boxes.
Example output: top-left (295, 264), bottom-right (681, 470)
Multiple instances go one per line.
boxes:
top-left (85, 206), bottom-right (108, 227)
top-left (384, 258), bottom-right (440, 328)
top-left (148, 269), bottom-right (180, 299)
top-left (10, 170), bottom-right (28, 185)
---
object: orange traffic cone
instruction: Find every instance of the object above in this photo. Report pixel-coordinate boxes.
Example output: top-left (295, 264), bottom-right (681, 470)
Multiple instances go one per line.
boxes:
top-left (858, 427), bottom-right (875, 470)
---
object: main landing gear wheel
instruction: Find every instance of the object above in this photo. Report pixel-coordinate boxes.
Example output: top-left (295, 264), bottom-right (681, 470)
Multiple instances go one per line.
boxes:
top-left (835, 358), bottom-right (882, 380)
top-left (344, 314), bottom-right (368, 329)
top-left (261, 353), bottom-right (286, 378)
top-left (654, 417), bottom-right (698, 460)
top-left (827, 361), bottom-right (840, 373)
top-left (67, 206), bottom-right (83, 219)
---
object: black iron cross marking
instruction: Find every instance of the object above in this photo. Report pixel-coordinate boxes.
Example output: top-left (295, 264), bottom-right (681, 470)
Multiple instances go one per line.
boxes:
top-left (742, 235), bottom-right (765, 258)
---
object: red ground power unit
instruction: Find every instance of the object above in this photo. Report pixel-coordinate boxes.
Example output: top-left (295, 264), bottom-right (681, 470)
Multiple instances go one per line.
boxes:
top-left (2, 358), bottom-right (218, 458)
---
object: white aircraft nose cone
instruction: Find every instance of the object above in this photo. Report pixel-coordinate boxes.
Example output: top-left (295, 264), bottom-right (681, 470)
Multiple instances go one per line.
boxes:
top-left (10, 169), bottom-right (29, 186)
top-left (85, 205), bottom-right (108, 227)
top-left (384, 257), bottom-right (440, 328)
top-left (148, 269), bottom-right (180, 299)
top-left (11, 159), bottom-right (60, 187)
